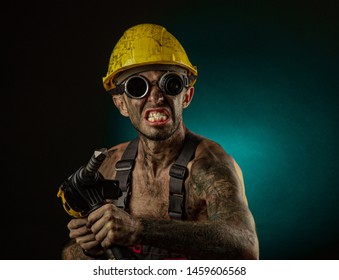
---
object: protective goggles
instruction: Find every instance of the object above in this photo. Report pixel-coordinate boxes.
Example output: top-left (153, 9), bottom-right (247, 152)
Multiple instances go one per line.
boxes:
top-left (117, 72), bottom-right (189, 99)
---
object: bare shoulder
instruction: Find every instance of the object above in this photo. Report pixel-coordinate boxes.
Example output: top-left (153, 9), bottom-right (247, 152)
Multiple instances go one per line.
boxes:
top-left (188, 137), bottom-right (250, 219)
top-left (193, 138), bottom-right (245, 193)
top-left (99, 141), bottom-right (130, 179)
top-left (195, 138), bottom-right (235, 165)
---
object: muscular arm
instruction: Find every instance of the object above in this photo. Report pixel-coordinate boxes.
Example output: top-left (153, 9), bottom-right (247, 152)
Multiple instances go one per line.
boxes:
top-left (138, 141), bottom-right (259, 259)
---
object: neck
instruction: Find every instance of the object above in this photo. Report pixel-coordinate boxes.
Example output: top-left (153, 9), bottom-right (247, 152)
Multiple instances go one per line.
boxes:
top-left (137, 125), bottom-right (187, 171)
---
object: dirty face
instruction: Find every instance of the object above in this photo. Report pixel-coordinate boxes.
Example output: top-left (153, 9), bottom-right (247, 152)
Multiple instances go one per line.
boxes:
top-left (113, 69), bottom-right (194, 141)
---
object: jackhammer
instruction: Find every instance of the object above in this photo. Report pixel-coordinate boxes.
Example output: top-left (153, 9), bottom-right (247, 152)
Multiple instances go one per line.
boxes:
top-left (57, 148), bottom-right (124, 259)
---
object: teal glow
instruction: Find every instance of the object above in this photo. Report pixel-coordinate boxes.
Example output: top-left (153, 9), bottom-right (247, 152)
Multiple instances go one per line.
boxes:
top-left (107, 3), bottom-right (339, 259)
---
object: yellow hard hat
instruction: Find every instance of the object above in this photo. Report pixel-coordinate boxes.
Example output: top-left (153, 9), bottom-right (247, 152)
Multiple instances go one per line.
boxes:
top-left (102, 23), bottom-right (198, 92)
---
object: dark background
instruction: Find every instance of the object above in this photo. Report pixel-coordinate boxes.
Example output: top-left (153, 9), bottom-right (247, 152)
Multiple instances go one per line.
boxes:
top-left (2, 0), bottom-right (338, 259)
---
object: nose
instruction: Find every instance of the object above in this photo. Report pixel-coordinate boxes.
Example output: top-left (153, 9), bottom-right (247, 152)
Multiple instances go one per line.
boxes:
top-left (147, 82), bottom-right (164, 104)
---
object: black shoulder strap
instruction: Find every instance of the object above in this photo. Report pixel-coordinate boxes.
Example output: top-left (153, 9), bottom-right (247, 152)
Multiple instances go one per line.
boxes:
top-left (114, 138), bottom-right (139, 209)
top-left (114, 131), bottom-right (203, 219)
top-left (168, 131), bottom-right (203, 220)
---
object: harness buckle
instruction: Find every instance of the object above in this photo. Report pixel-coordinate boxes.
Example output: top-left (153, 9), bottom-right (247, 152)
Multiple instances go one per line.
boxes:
top-left (169, 164), bottom-right (187, 180)
top-left (115, 159), bottom-right (134, 172)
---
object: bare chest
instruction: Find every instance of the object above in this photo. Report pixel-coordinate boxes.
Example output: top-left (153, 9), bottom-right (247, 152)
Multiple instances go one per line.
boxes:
top-left (126, 165), bottom-right (207, 220)
top-left (127, 168), bottom-right (170, 218)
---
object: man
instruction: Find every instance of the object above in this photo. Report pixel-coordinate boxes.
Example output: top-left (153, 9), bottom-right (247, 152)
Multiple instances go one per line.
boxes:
top-left (62, 23), bottom-right (259, 259)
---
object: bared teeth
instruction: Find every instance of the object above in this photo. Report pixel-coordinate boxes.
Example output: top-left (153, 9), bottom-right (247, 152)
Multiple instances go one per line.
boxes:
top-left (147, 111), bottom-right (168, 122)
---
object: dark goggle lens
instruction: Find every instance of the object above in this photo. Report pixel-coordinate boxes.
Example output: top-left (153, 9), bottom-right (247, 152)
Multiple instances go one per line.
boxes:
top-left (162, 74), bottom-right (184, 95)
top-left (123, 72), bottom-right (186, 98)
top-left (125, 76), bottom-right (148, 98)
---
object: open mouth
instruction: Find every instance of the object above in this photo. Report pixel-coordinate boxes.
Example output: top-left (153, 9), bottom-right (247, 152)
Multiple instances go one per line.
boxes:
top-left (145, 109), bottom-right (170, 124)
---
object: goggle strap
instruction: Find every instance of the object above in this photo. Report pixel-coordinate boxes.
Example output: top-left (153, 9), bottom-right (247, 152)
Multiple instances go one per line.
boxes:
top-left (107, 86), bottom-right (124, 95)
top-left (183, 76), bottom-right (189, 88)
top-left (114, 64), bottom-right (188, 86)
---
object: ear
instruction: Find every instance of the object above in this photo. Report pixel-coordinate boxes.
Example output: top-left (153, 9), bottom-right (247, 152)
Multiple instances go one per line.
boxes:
top-left (112, 95), bottom-right (129, 117)
top-left (182, 87), bottom-right (195, 109)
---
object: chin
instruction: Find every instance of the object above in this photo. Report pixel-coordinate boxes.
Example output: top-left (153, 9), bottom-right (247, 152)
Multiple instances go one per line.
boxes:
top-left (138, 127), bottom-right (177, 141)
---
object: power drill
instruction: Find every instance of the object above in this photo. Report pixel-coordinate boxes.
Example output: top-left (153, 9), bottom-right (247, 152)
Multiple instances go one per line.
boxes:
top-left (57, 148), bottom-right (124, 259)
